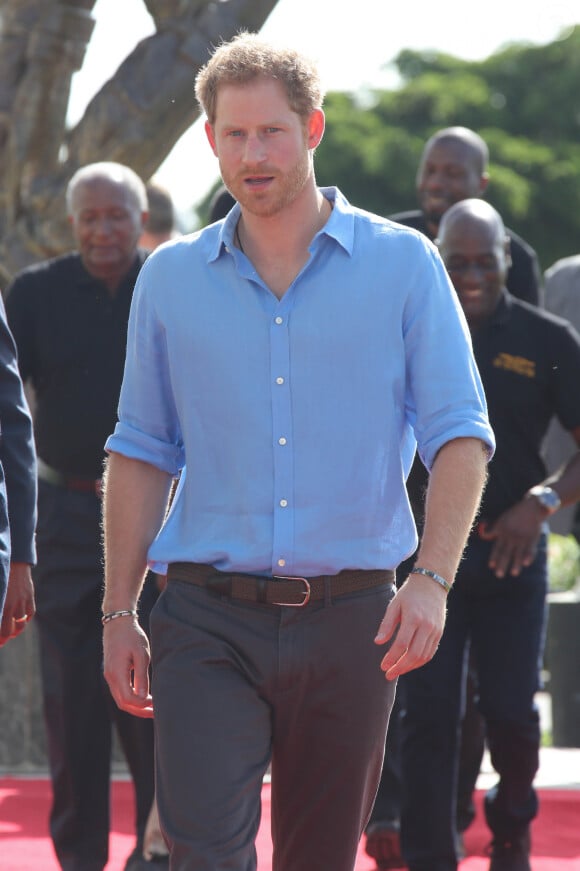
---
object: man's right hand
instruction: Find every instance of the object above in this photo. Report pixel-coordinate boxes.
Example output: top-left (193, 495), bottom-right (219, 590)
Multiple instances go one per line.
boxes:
top-left (103, 618), bottom-right (154, 718)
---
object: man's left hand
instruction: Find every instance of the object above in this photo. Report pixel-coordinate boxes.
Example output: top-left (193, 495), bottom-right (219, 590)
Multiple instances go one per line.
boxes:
top-left (374, 574), bottom-right (448, 680)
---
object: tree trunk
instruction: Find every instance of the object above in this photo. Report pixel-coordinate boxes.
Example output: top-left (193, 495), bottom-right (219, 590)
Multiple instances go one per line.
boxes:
top-left (0, 0), bottom-right (279, 281)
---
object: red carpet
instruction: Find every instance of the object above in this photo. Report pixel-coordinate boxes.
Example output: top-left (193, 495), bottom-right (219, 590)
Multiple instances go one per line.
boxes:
top-left (1, 777), bottom-right (578, 869)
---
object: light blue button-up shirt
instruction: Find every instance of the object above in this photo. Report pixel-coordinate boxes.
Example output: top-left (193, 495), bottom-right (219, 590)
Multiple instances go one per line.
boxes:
top-left (106, 188), bottom-right (494, 576)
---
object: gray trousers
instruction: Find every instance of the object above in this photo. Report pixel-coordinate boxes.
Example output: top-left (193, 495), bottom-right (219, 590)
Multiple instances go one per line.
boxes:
top-left (150, 575), bottom-right (396, 871)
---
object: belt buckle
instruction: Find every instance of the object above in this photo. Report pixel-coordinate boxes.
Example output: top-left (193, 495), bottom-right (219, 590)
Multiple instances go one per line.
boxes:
top-left (272, 576), bottom-right (311, 607)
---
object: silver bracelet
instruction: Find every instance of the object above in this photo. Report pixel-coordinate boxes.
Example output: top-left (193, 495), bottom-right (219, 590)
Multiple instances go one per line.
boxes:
top-left (101, 609), bottom-right (137, 626)
top-left (410, 566), bottom-right (452, 594)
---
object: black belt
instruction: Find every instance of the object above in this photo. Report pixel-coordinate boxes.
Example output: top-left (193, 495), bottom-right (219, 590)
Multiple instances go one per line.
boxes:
top-left (37, 457), bottom-right (102, 497)
top-left (168, 562), bottom-right (395, 607)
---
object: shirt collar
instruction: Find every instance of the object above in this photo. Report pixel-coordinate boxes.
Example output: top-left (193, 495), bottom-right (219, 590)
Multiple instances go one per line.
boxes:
top-left (207, 186), bottom-right (354, 263)
top-left (317, 187), bottom-right (354, 255)
top-left (485, 287), bottom-right (512, 328)
top-left (75, 251), bottom-right (146, 293)
top-left (206, 202), bottom-right (241, 263)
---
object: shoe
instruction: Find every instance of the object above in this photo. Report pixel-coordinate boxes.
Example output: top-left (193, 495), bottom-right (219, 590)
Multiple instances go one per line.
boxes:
top-left (124, 846), bottom-right (170, 870)
top-left (487, 828), bottom-right (531, 871)
top-left (365, 819), bottom-right (406, 869)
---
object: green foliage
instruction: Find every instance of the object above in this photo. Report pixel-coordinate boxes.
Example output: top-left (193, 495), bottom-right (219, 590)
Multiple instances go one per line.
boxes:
top-left (317, 95), bottom-right (423, 215)
top-left (548, 534), bottom-right (580, 593)
top-left (374, 71), bottom-right (493, 132)
top-left (317, 94), bottom-right (430, 215)
top-left (315, 27), bottom-right (580, 271)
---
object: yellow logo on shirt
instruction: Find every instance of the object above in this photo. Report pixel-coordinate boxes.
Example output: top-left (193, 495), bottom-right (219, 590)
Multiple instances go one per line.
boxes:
top-left (492, 352), bottom-right (536, 378)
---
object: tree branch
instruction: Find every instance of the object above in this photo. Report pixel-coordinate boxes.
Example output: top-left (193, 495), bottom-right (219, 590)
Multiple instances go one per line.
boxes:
top-left (65, 0), bottom-right (279, 178)
top-left (0, 0), bottom-right (280, 279)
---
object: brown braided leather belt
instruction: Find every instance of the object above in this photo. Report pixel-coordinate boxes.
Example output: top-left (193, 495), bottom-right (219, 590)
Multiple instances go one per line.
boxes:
top-left (168, 562), bottom-right (395, 607)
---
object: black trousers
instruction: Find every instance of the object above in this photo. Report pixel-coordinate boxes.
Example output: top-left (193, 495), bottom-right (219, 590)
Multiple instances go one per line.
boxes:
top-left (369, 553), bottom-right (485, 832)
top-left (34, 480), bottom-right (156, 871)
top-left (401, 535), bottom-right (546, 871)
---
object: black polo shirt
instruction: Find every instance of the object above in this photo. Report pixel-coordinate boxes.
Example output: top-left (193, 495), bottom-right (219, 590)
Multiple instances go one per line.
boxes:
top-left (474, 291), bottom-right (580, 521)
top-left (407, 291), bottom-right (580, 527)
top-left (390, 209), bottom-right (543, 307)
top-left (5, 251), bottom-right (147, 478)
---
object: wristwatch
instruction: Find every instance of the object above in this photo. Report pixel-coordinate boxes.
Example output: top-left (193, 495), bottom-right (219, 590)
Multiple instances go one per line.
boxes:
top-left (528, 485), bottom-right (561, 515)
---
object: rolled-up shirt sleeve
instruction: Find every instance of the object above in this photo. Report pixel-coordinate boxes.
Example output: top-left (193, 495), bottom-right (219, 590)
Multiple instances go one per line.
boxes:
top-left (105, 257), bottom-right (185, 475)
top-left (402, 238), bottom-right (495, 469)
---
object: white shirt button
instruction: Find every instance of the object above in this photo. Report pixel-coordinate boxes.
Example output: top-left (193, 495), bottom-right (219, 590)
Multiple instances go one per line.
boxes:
top-left (278, 437), bottom-right (287, 446)
top-left (275, 316), bottom-right (283, 325)
top-left (277, 558), bottom-right (286, 567)
top-left (276, 377), bottom-right (284, 385)
top-left (279, 499), bottom-right (288, 507)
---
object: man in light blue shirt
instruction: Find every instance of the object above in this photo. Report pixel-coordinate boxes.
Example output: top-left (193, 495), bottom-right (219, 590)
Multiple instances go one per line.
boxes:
top-left (102, 33), bottom-right (494, 871)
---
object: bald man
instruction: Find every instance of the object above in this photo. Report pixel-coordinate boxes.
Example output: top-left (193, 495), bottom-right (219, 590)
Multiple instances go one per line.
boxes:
top-left (390, 126), bottom-right (542, 307)
top-left (367, 130), bottom-right (545, 869)
top-left (399, 200), bottom-right (580, 871)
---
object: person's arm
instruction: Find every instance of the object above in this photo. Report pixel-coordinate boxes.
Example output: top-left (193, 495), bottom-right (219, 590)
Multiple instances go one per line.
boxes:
top-left (375, 436), bottom-right (488, 680)
top-left (102, 451), bottom-right (173, 718)
top-left (479, 430), bottom-right (580, 578)
top-left (0, 295), bottom-right (37, 645)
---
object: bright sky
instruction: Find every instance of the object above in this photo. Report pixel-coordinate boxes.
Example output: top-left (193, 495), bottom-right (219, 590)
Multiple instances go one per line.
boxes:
top-left (69, 0), bottom-right (580, 220)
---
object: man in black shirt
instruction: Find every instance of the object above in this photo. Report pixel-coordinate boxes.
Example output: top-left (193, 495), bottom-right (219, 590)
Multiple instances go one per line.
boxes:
top-left (400, 200), bottom-right (580, 871)
top-left (390, 126), bottom-right (542, 307)
top-left (5, 162), bottom-right (163, 871)
top-left (366, 127), bottom-right (543, 870)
